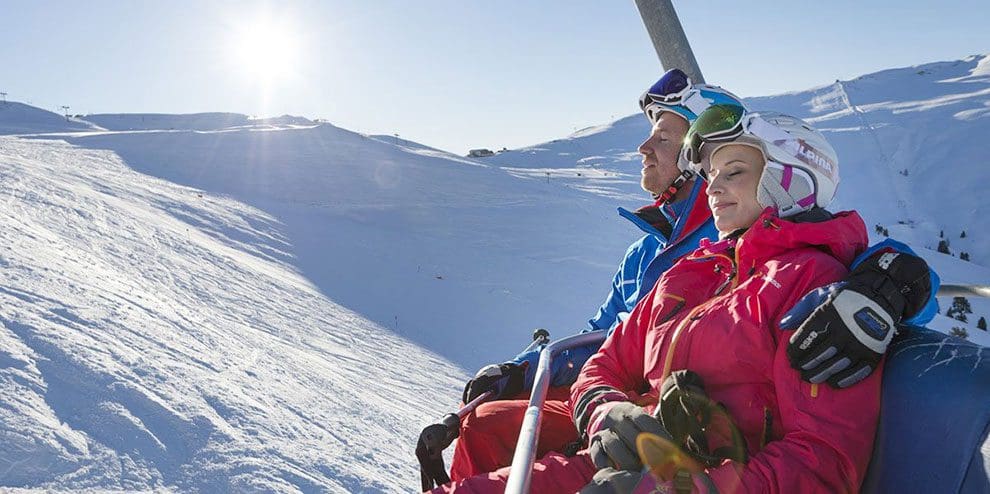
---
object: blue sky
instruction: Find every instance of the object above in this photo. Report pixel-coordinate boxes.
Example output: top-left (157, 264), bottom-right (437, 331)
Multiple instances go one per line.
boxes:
top-left (2, 1), bottom-right (987, 153)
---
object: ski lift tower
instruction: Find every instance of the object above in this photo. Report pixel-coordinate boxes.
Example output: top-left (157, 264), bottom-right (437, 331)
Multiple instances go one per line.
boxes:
top-left (634, 0), bottom-right (704, 82)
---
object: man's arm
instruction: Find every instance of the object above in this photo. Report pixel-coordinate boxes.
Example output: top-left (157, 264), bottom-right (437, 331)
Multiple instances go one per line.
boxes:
top-left (780, 238), bottom-right (938, 388)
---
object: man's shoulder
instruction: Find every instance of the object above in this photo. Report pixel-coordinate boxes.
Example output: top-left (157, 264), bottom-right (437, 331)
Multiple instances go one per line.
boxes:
top-left (623, 233), bottom-right (664, 258)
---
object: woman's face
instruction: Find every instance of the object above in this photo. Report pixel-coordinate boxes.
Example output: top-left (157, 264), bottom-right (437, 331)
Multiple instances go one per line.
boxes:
top-left (700, 143), bottom-right (766, 235)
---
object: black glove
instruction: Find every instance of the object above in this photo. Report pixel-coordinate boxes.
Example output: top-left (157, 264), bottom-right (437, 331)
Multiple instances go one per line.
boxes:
top-left (580, 467), bottom-right (718, 494)
top-left (781, 250), bottom-right (931, 388)
top-left (588, 402), bottom-right (672, 471)
top-left (659, 370), bottom-right (748, 466)
top-left (579, 468), bottom-right (645, 494)
top-left (461, 361), bottom-right (527, 403)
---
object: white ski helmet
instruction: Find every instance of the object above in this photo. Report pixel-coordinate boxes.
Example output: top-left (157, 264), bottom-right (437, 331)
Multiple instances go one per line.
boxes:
top-left (682, 104), bottom-right (840, 217)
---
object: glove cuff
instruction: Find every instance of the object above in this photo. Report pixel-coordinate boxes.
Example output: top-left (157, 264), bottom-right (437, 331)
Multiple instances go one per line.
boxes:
top-left (849, 250), bottom-right (931, 321)
top-left (572, 385), bottom-right (626, 442)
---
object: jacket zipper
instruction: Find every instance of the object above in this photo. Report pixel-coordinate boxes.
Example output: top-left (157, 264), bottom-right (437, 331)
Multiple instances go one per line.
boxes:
top-left (659, 252), bottom-right (738, 382)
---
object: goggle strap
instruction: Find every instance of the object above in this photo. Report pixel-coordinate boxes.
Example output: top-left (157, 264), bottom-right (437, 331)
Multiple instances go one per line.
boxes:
top-left (681, 90), bottom-right (711, 118)
top-left (745, 116), bottom-right (793, 145)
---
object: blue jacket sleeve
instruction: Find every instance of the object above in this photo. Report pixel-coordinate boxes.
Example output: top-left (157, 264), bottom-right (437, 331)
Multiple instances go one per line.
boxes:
top-left (587, 263), bottom-right (629, 332)
top-left (508, 336), bottom-right (603, 391)
top-left (852, 238), bottom-right (941, 325)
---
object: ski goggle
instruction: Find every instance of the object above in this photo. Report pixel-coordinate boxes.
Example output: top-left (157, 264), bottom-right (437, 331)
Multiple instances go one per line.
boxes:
top-left (639, 69), bottom-right (714, 124)
top-left (681, 104), bottom-right (801, 177)
top-left (683, 104), bottom-right (747, 166)
top-left (639, 68), bottom-right (692, 107)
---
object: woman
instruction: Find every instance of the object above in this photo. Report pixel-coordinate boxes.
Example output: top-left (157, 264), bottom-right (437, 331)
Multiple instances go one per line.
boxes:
top-left (435, 105), bottom-right (878, 493)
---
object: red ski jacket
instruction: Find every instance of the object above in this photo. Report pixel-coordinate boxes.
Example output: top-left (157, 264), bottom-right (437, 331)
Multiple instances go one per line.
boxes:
top-left (572, 208), bottom-right (878, 493)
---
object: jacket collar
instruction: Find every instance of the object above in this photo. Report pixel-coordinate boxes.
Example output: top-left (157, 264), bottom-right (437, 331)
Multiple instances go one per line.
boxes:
top-left (695, 208), bottom-right (868, 273)
top-left (618, 180), bottom-right (713, 246)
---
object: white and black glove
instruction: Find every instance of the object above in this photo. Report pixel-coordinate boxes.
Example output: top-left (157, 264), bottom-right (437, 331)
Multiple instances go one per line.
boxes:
top-left (781, 250), bottom-right (931, 388)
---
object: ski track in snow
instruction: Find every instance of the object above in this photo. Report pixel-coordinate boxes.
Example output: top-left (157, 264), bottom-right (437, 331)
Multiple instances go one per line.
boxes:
top-left (0, 137), bottom-right (465, 492)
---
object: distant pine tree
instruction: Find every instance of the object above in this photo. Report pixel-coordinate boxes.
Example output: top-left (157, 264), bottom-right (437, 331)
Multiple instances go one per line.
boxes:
top-left (961, 252), bottom-right (970, 261)
top-left (961, 230), bottom-right (967, 238)
top-left (940, 230), bottom-right (944, 238)
top-left (937, 239), bottom-right (950, 254)
top-left (978, 317), bottom-right (987, 331)
top-left (946, 296), bottom-right (972, 323)
top-left (950, 327), bottom-right (969, 339)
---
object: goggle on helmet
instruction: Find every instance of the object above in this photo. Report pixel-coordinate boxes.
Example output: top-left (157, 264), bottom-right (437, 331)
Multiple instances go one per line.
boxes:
top-left (639, 69), bottom-right (746, 126)
top-left (638, 69), bottom-right (745, 203)
top-left (680, 104), bottom-right (840, 218)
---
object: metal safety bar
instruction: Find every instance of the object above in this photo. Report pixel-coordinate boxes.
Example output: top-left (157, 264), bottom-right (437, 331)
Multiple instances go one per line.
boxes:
top-left (504, 330), bottom-right (608, 494)
top-left (937, 284), bottom-right (990, 298)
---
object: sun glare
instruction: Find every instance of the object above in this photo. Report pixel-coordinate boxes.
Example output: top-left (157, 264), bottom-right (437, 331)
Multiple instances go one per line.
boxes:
top-left (228, 18), bottom-right (301, 83)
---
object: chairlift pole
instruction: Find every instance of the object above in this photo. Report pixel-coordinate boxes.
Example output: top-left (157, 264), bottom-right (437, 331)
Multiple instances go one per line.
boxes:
top-left (634, 0), bottom-right (705, 82)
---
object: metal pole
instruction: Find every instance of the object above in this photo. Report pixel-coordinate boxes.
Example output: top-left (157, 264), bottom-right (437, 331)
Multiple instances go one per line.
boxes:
top-left (504, 330), bottom-right (608, 494)
top-left (937, 284), bottom-right (990, 298)
top-left (634, 0), bottom-right (705, 83)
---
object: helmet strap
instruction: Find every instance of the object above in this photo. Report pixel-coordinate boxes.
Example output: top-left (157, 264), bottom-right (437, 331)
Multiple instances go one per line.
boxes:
top-left (658, 170), bottom-right (694, 205)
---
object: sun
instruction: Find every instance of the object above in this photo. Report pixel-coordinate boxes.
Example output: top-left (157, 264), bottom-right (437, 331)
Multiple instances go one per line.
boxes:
top-left (228, 17), bottom-right (301, 83)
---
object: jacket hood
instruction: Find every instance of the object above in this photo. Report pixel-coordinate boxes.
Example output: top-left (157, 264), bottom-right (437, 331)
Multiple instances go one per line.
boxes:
top-left (698, 208), bottom-right (868, 269)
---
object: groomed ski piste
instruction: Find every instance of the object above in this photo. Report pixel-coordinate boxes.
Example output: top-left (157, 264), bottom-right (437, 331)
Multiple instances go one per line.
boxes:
top-left (0, 54), bottom-right (987, 492)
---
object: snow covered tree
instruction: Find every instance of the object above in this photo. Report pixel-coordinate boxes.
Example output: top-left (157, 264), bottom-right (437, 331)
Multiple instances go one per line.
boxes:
top-left (978, 317), bottom-right (987, 331)
top-left (937, 239), bottom-right (950, 254)
top-left (960, 252), bottom-right (970, 261)
top-left (950, 327), bottom-right (968, 339)
top-left (960, 230), bottom-right (967, 238)
top-left (940, 230), bottom-right (944, 238)
top-left (946, 296), bottom-right (972, 323)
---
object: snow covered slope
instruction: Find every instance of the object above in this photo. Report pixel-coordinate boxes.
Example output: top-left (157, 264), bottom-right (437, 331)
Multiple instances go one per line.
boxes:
top-left (82, 112), bottom-right (315, 132)
top-left (0, 102), bottom-right (102, 135)
top-left (2, 109), bottom-right (635, 491)
top-left (52, 122), bottom-right (633, 372)
top-left (0, 136), bottom-right (467, 491)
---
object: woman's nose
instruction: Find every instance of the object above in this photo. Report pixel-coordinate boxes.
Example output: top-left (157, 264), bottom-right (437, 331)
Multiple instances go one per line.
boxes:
top-left (706, 172), bottom-right (724, 194)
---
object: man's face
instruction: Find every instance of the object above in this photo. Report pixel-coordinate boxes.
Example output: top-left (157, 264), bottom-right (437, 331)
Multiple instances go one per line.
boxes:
top-left (637, 112), bottom-right (690, 195)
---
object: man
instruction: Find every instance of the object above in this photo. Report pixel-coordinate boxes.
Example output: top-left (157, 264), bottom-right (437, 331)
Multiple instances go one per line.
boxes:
top-left (447, 69), bottom-right (937, 486)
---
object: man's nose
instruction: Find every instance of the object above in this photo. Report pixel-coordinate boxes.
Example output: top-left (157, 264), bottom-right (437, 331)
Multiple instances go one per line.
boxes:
top-left (638, 137), bottom-right (652, 156)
